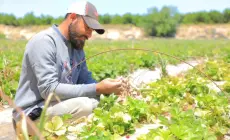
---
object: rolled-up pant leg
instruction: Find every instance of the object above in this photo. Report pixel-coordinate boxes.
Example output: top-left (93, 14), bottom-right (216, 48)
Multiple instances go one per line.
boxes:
top-left (46, 97), bottom-right (99, 119)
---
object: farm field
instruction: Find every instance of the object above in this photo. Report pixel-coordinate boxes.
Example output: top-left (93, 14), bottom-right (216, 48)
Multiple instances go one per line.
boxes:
top-left (0, 38), bottom-right (230, 139)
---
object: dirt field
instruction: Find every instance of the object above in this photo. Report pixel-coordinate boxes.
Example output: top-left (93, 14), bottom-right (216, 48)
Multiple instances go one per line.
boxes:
top-left (1, 24), bottom-right (230, 40)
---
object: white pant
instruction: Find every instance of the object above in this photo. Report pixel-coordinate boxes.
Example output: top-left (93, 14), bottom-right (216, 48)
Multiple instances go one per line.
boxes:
top-left (46, 97), bottom-right (99, 119)
top-left (14, 97), bottom-right (99, 136)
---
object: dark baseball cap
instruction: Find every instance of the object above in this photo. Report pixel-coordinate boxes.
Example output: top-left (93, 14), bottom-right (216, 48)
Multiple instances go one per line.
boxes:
top-left (67, 0), bottom-right (105, 34)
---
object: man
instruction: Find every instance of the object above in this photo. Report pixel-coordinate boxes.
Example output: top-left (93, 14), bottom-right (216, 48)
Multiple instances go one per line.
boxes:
top-left (13, 0), bottom-right (122, 127)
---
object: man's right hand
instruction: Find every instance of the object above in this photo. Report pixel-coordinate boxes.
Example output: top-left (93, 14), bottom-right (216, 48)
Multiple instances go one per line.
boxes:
top-left (96, 78), bottom-right (123, 95)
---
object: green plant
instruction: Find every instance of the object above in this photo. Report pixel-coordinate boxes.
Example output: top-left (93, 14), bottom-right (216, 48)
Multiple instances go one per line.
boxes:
top-left (139, 6), bottom-right (181, 37)
top-left (43, 116), bottom-right (67, 138)
top-left (223, 82), bottom-right (230, 93)
top-left (0, 33), bottom-right (6, 39)
top-left (158, 55), bottom-right (168, 77)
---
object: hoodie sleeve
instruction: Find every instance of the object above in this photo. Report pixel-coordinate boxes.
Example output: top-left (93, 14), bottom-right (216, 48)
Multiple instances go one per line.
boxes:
top-left (27, 35), bottom-right (97, 100)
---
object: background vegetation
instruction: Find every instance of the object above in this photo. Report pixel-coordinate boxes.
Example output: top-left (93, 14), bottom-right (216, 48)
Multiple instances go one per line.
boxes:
top-left (1, 7), bottom-right (230, 37)
top-left (1, 39), bottom-right (230, 99)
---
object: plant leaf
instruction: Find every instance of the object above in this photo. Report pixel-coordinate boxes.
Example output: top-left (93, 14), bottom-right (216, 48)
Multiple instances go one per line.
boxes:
top-left (52, 116), bottom-right (64, 130)
top-left (44, 122), bottom-right (54, 133)
top-left (55, 126), bottom-right (66, 136)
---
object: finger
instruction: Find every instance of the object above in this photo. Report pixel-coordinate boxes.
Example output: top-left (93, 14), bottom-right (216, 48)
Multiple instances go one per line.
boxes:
top-left (107, 78), bottom-right (118, 82)
top-left (115, 86), bottom-right (123, 95)
top-left (105, 78), bottom-right (113, 81)
top-left (121, 82), bottom-right (126, 87)
top-left (114, 90), bottom-right (122, 95)
top-left (118, 86), bottom-right (124, 91)
top-left (114, 81), bottom-right (122, 88)
top-left (115, 77), bottom-right (123, 81)
top-left (114, 79), bottom-right (121, 82)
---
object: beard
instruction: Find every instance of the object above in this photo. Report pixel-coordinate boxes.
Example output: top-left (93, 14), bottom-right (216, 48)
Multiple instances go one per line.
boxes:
top-left (68, 23), bottom-right (86, 50)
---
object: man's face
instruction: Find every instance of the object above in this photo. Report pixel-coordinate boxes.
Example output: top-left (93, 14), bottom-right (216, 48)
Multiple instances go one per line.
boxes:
top-left (68, 15), bottom-right (93, 50)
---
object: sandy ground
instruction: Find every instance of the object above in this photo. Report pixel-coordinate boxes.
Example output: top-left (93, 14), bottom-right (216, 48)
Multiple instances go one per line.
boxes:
top-left (0, 107), bottom-right (15, 140)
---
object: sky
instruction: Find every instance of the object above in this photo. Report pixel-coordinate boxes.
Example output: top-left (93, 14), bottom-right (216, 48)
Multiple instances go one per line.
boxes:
top-left (0, 0), bottom-right (230, 18)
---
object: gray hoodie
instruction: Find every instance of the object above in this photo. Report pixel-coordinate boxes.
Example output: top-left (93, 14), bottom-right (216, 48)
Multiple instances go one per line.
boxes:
top-left (13, 25), bottom-right (97, 121)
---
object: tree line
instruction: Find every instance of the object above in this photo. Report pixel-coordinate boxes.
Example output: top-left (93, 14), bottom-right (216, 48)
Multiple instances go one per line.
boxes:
top-left (1, 7), bottom-right (230, 37)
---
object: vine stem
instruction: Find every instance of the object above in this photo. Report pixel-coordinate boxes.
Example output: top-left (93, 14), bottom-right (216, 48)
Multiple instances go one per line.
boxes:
top-left (66, 48), bottom-right (225, 95)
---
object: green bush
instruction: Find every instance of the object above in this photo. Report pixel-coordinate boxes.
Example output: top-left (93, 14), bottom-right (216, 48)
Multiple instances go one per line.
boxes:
top-left (1, 7), bottom-right (230, 37)
top-left (111, 15), bottom-right (124, 24)
top-left (182, 11), bottom-right (212, 24)
top-left (223, 8), bottom-right (230, 23)
top-left (99, 14), bottom-right (112, 24)
top-left (209, 10), bottom-right (225, 23)
top-left (138, 6), bottom-right (181, 37)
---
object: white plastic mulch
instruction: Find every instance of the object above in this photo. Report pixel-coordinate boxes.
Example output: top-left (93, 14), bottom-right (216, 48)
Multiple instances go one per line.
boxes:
top-left (129, 59), bottom-right (203, 87)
